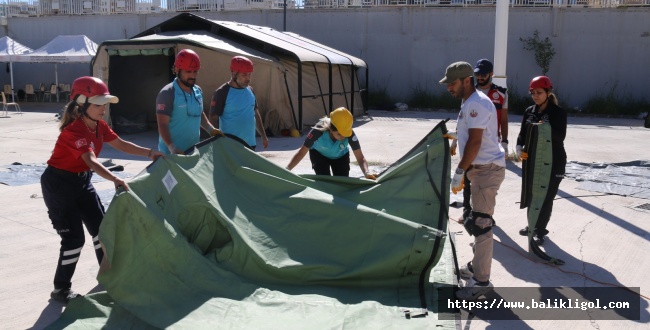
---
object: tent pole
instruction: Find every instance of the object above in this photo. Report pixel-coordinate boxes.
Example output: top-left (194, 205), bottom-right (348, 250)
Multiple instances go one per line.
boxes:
top-left (55, 64), bottom-right (59, 103)
top-left (328, 63), bottom-right (332, 112)
top-left (350, 66), bottom-right (354, 115)
top-left (9, 61), bottom-right (14, 102)
top-left (298, 60), bottom-right (302, 131)
top-left (365, 67), bottom-right (368, 114)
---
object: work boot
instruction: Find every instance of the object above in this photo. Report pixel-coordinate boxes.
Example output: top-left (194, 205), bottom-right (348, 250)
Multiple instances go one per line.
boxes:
top-left (456, 277), bottom-right (493, 300)
top-left (521, 227), bottom-right (546, 245)
top-left (50, 289), bottom-right (82, 304)
top-left (458, 261), bottom-right (473, 280)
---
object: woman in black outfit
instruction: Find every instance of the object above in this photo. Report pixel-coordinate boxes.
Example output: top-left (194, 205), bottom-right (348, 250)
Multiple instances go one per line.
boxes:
top-left (516, 76), bottom-right (567, 245)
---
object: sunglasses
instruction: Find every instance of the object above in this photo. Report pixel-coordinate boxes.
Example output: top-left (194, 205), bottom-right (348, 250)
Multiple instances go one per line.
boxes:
top-left (183, 91), bottom-right (202, 117)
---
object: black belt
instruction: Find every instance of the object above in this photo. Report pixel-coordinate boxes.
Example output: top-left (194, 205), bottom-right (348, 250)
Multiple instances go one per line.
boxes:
top-left (47, 166), bottom-right (90, 178)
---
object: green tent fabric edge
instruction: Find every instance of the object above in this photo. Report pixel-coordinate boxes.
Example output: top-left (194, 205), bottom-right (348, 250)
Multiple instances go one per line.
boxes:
top-left (46, 121), bottom-right (458, 329)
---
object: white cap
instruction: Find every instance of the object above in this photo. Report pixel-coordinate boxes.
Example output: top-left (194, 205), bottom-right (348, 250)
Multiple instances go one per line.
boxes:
top-left (77, 94), bottom-right (119, 105)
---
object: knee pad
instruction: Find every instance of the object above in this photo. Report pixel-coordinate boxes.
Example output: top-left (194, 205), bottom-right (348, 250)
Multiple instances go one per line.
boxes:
top-left (463, 211), bottom-right (494, 237)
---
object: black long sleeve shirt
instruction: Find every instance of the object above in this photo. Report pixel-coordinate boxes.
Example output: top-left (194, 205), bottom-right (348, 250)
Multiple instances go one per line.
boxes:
top-left (516, 102), bottom-right (567, 175)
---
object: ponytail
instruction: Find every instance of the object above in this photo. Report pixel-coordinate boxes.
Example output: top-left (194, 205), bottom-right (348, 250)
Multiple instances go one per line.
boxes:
top-left (59, 101), bottom-right (89, 131)
top-left (313, 116), bottom-right (332, 132)
top-left (548, 92), bottom-right (559, 106)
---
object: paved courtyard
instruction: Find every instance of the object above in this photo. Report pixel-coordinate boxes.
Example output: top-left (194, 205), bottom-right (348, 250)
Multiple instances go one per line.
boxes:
top-left (0, 103), bottom-right (648, 329)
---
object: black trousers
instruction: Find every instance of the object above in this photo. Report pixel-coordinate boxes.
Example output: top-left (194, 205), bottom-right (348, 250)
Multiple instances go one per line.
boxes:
top-left (309, 149), bottom-right (350, 177)
top-left (534, 175), bottom-right (563, 236)
top-left (41, 167), bottom-right (105, 290)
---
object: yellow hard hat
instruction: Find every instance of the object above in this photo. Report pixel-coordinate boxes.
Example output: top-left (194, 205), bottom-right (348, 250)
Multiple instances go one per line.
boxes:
top-left (330, 107), bottom-right (353, 137)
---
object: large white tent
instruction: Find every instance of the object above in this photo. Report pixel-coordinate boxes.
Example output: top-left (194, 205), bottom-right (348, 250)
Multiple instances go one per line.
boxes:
top-left (13, 35), bottom-right (97, 102)
top-left (0, 36), bottom-right (34, 102)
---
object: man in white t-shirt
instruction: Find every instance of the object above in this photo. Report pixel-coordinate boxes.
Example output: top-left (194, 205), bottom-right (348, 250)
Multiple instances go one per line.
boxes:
top-left (440, 61), bottom-right (505, 300)
top-left (457, 59), bottom-right (510, 222)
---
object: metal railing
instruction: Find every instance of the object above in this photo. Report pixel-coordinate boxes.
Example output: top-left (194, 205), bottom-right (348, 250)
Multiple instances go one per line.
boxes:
top-left (302, 0), bottom-right (647, 8)
top-left (0, 0), bottom-right (297, 16)
top-left (0, 0), bottom-right (646, 17)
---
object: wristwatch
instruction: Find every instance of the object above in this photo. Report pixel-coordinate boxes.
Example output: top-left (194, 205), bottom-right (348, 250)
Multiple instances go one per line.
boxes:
top-left (455, 167), bottom-right (464, 175)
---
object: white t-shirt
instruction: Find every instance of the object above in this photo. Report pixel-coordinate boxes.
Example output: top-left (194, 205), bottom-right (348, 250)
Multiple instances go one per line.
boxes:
top-left (456, 90), bottom-right (506, 167)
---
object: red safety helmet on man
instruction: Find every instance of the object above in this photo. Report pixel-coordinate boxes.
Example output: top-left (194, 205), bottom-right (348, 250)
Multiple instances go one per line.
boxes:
top-left (529, 76), bottom-right (553, 91)
top-left (230, 56), bottom-right (254, 73)
top-left (175, 49), bottom-right (201, 71)
top-left (70, 76), bottom-right (119, 105)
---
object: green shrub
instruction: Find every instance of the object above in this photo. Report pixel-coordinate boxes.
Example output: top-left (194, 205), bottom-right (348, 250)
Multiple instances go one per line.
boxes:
top-left (581, 83), bottom-right (650, 116)
top-left (366, 84), bottom-right (394, 109)
top-left (407, 84), bottom-right (459, 110)
top-left (520, 30), bottom-right (556, 76)
top-left (507, 86), bottom-right (534, 115)
top-left (583, 96), bottom-right (650, 117)
top-left (370, 81), bottom-right (648, 117)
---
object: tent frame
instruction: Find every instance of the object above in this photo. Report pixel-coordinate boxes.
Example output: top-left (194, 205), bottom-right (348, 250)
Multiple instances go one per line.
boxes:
top-left (131, 13), bottom-right (368, 130)
top-left (0, 37), bottom-right (34, 103)
top-left (11, 35), bottom-right (98, 103)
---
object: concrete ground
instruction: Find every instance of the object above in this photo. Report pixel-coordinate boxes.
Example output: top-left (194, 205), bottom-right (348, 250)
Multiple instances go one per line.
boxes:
top-left (0, 102), bottom-right (648, 329)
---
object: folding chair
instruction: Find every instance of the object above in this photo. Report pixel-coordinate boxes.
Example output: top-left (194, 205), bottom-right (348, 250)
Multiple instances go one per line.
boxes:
top-left (59, 84), bottom-right (71, 101)
top-left (44, 84), bottom-right (57, 102)
top-left (25, 84), bottom-right (37, 102)
top-left (39, 83), bottom-right (46, 101)
top-left (3, 84), bottom-right (16, 102)
top-left (2, 91), bottom-right (21, 116)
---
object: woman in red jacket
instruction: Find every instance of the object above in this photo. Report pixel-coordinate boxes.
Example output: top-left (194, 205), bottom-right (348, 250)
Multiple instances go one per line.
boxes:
top-left (41, 76), bottom-right (163, 304)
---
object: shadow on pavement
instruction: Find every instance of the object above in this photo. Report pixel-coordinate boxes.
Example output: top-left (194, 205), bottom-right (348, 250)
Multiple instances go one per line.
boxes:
top-left (492, 226), bottom-right (648, 324)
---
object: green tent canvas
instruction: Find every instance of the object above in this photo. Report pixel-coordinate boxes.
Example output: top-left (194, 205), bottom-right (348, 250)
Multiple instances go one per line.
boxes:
top-left (520, 122), bottom-right (564, 265)
top-left (47, 121), bottom-right (458, 329)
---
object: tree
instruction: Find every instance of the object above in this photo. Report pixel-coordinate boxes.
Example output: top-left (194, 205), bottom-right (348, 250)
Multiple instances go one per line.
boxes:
top-left (520, 30), bottom-right (556, 76)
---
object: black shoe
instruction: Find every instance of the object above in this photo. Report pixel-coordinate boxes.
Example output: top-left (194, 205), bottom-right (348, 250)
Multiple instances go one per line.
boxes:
top-left (459, 261), bottom-right (474, 279)
top-left (534, 235), bottom-right (545, 246)
top-left (462, 208), bottom-right (472, 220)
top-left (519, 226), bottom-right (529, 236)
top-left (50, 289), bottom-right (82, 304)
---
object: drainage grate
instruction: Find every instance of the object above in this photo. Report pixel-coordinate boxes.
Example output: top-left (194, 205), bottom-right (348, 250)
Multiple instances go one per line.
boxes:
top-left (633, 203), bottom-right (650, 212)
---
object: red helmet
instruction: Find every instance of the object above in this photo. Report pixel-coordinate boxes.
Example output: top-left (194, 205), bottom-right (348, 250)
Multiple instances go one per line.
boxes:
top-left (230, 56), bottom-right (253, 73)
top-left (529, 76), bottom-right (553, 91)
top-left (175, 49), bottom-right (201, 71)
top-left (70, 76), bottom-right (118, 105)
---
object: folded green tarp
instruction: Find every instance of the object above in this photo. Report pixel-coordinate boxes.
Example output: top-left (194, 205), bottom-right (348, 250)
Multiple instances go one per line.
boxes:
top-left (520, 122), bottom-right (564, 265)
top-left (47, 121), bottom-right (458, 329)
